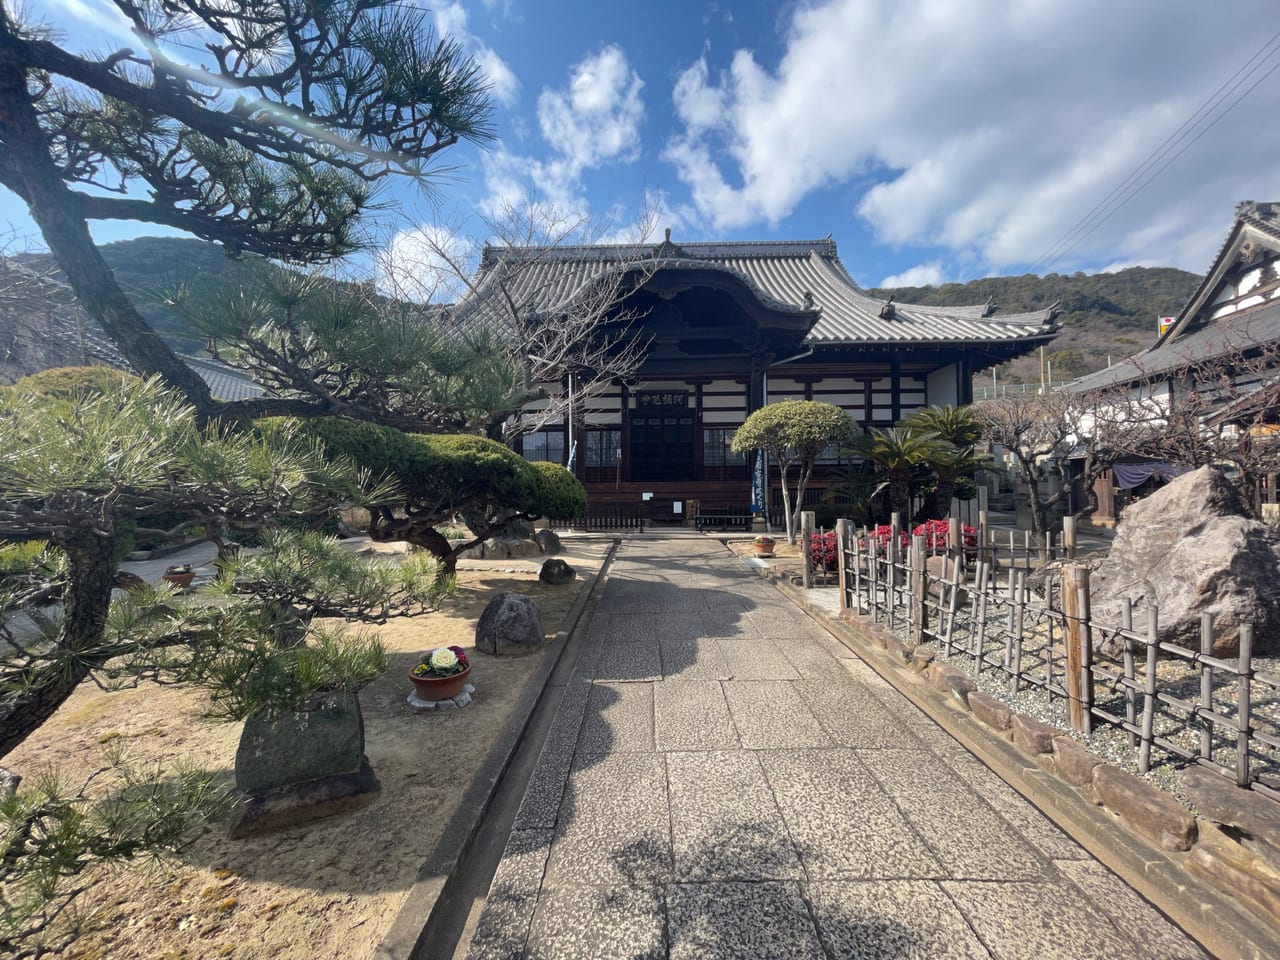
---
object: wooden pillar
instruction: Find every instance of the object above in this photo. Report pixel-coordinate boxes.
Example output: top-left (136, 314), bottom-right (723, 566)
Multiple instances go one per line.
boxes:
top-left (890, 357), bottom-right (902, 424)
top-left (1062, 565), bottom-right (1092, 733)
top-left (619, 382), bottom-right (631, 485)
top-left (1093, 469), bottom-right (1116, 526)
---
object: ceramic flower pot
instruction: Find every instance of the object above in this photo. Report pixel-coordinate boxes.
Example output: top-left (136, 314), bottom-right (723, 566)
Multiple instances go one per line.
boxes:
top-left (753, 539), bottom-right (775, 557)
top-left (162, 571), bottom-right (195, 588)
top-left (409, 663), bottom-right (471, 701)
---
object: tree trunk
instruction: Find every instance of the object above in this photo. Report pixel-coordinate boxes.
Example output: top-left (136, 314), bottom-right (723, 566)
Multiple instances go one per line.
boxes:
top-left (933, 476), bottom-right (955, 520)
top-left (0, 52), bottom-right (216, 418)
top-left (779, 461), bottom-right (796, 544)
top-left (0, 530), bottom-right (117, 757)
top-left (889, 468), bottom-right (911, 522)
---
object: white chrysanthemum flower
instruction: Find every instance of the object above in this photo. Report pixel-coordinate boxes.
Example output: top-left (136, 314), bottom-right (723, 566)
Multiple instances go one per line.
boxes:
top-left (429, 647), bottom-right (458, 671)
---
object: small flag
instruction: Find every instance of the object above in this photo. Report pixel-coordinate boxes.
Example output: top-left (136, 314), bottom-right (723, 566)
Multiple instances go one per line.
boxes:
top-left (1158, 316), bottom-right (1175, 335)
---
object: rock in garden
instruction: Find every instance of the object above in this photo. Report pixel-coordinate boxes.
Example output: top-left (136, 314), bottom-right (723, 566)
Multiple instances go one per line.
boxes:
top-left (234, 691), bottom-right (366, 794)
top-left (475, 592), bottom-right (544, 656)
top-left (483, 538), bottom-right (541, 559)
top-left (534, 528), bottom-right (562, 554)
top-left (539, 558), bottom-right (576, 585)
top-left (1089, 466), bottom-right (1280, 657)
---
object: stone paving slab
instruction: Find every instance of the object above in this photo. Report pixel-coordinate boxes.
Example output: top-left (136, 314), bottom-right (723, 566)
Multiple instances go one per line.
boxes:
top-left (667, 881), bottom-right (827, 960)
top-left (943, 752), bottom-right (1088, 862)
top-left (778, 637), bottom-right (852, 680)
top-left (526, 885), bottom-right (666, 960)
top-left (805, 879), bottom-right (992, 959)
top-left (659, 637), bottom-right (732, 681)
top-left (722, 680), bottom-right (832, 749)
top-left (464, 829), bottom-right (552, 960)
top-left (542, 753), bottom-right (670, 888)
top-left (576, 681), bottom-right (653, 753)
top-left (760, 748), bottom-right (945, 880)
top-left (745, 611), bottom-right (831, 640)
top-left (595, 611), bottom-right (706, 642)
top-left (591, 637), bottom-right (663, 682)
top-left (859, 748), bottom-right (1054, 881)
top-left (940, 880), bottom-right (1143, 960)
top-left (667, 750), bottom-right (802, 881)
top-left (654, 682), bottom-right (739, 751)
top-left (715, 637), bottom-right (801, 680)
top-left (512, 678), bottom-right (592, 831)
top-left (700, 612), bottom-right (763, 639)
top-left (801, 680), bottom-right (928, 749)
top-left (1054, 860), bottom-right (1213, 960)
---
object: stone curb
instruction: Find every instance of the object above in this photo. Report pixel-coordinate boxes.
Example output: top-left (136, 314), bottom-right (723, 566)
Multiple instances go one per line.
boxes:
top-left (373, 540), bottom-right (620, 960)
top-left (770, 577), bottom-right (1280, 960)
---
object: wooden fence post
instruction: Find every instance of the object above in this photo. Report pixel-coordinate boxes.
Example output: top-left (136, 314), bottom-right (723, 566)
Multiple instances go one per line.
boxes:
top-left (1238, 624), bottom-right (1254, 788)
top-left (1139, 607), bottom-right (1158, 774)
top-left (911, 534), bottom-right (927, 645)
top-left (1061, 565), bottom-right (1092, 733)
top-left (1200, 612), bottom-right (1213, 763)
top-left (948, 516), bottom-right (963, 576)
top-left (836, 518), bottom-right (850, 613)
top-left (800, 510), bottom-right (816, 589)
top-left (1063, 516), bottom-right (1076, 560)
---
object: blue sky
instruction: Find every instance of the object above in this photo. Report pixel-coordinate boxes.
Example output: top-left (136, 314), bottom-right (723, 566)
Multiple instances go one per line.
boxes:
top-left (10, 0), bottom-right (1280, 289)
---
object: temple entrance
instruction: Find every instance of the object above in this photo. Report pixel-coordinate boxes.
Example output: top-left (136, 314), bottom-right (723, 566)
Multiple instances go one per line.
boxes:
top-left (628, 407), bottom-right (695, 483)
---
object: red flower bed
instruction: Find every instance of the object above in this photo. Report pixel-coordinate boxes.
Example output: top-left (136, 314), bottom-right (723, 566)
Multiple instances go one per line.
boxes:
top-left (861, 521), bottom-right (978, 552)
top-left (809, 531), bottom-right (839, 569)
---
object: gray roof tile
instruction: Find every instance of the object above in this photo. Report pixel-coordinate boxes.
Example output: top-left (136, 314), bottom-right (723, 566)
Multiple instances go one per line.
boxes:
top-left (463, 239), bottom-right (1059, 347)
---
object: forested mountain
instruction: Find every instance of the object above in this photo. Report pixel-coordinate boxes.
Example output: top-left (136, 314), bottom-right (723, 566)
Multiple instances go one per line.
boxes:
top-left (13, 237), bottom-right (1202, 389)
top-left (17, 237), bottom-right (272, 356)
top-left (869, 267), bottom-right (1202, 389)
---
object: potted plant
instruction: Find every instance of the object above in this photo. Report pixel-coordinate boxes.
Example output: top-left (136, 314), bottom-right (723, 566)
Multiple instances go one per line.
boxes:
top-left (753, 534), bottom-right (776, 557)
top-left (410, 645), bottom-right (471, 701)
top-left (162, 562), bottom-right (195, 588)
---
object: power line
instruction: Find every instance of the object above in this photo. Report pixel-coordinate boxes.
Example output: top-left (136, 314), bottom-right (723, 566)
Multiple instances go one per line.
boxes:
top-left (1029, 30), bottom-right (1280, 274)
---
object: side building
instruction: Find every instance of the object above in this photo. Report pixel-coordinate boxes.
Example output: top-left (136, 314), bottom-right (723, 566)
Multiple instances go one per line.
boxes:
top-left (1068, 200), bottom-right (1280, 521)
top-left (459, 234), bottom-right (1059, 524)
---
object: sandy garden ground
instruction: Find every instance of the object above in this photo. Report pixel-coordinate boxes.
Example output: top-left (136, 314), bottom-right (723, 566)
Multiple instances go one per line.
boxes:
top-left (3, 540), bottom-right (611, 960)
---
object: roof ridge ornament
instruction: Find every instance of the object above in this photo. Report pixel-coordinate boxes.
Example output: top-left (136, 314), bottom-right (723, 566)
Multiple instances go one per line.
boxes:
top-left (652, 227), bottom-right (691, 261)
top-left (879, 297), bottom-right (896, 320)
top-left (982, 296), bottom-right (998, 318)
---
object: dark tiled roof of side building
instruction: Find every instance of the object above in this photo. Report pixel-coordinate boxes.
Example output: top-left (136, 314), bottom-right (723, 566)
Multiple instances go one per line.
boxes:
top-left (1068, 200), bottom-right (1280, 393)
top-left (179, 355), bottom-right (264, 401)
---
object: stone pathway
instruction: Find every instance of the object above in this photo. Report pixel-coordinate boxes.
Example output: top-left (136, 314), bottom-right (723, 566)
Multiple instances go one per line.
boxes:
top-left (464, 539), bottom-right (1208, 960)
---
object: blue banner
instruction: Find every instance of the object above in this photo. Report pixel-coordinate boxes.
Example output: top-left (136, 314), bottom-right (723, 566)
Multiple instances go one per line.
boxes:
top-left (750, 451), bottom-right (764, 512)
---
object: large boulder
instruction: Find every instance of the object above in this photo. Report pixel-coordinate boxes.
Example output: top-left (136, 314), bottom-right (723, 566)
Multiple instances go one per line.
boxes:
top-left (475, 592), bottom-right (544, 656)
top-left (539, 558), bottom-right (576, 584)
top-left (1089, 466), bottom-right (1280, 657)
top-left (534, 528), bottom-right (562, 555)
top-left (482, 538), bottom-right (541, 559)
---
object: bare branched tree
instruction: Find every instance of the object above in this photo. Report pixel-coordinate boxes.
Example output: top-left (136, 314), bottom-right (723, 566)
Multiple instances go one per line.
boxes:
top-left (380, 202), bottom-right (659, 440)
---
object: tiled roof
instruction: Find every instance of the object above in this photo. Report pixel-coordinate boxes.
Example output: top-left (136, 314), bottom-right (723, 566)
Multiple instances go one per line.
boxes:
top-left (463, 238), bottom-right (1059, 347)
top-left (1069, 298), bottom-right (1280, 392)
top-left (1069, 200), bottom-right (1280, 393)
top-left (179, 355), bottom-right (264, 401)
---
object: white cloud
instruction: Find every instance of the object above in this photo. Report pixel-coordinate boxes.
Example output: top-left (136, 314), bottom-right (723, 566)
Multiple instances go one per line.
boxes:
top-left (536, 45), bottom-right (645, 175)
top-left (664, 0), bottom-right (1280, 273)
top-left (432, 2), bottom-right (521, 108)
top-left (879, 261), bottom-right (947, 288)
top-left (479, 45), bottom-right (646, 219)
